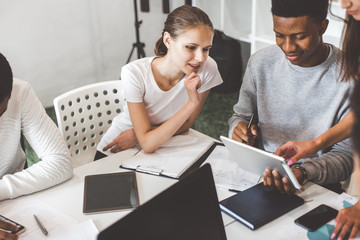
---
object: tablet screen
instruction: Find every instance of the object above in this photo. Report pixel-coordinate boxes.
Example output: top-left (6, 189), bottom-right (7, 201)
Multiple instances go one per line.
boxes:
top-left (83, 172), bottom-right (139, 213)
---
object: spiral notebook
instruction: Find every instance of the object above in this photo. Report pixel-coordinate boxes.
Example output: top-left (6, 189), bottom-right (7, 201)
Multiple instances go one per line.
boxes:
top-left (120, 135), bottom-right (214, 179)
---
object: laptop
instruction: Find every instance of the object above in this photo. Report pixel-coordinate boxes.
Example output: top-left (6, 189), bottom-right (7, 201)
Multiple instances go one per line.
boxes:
top-left (97, 164), bottom-right (227, 240)
top-left (220, 136), bottom-right (302, 192)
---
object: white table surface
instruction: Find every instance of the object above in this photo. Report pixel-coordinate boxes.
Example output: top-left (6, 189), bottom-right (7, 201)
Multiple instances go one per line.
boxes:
top-left (14, 129), bottom-right (340, 239)
top-left (29, 129), bottom-right (234, 231)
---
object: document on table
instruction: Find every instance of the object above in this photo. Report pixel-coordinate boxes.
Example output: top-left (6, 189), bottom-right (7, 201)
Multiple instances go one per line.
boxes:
top-left (0, 195), bottom-right (98, 240)
top-left (48, 219), bottom-right (98, 240)
top-left (121, 134), bottom-right (214, 179)
top-left (202, 145), bottom-right (260, 191)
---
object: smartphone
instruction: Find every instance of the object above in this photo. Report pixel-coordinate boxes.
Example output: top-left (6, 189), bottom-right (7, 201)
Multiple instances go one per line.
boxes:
top-left (0, 215), bottom-right (26, 235)
top-left (294, 204), bottom-right (338, 232)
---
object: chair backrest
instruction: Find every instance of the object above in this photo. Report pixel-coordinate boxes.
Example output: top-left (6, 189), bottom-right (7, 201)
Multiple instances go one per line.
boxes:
top-left (53, 80), bottom-right (125, 167)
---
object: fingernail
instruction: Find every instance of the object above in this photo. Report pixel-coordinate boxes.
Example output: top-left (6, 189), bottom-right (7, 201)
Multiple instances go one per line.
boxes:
top-left (288, 160), bottom-right (294, 165)
top-left (331, 233), bottom-right (336, 239)
top-left (338, 237), bottom-right (342, 240)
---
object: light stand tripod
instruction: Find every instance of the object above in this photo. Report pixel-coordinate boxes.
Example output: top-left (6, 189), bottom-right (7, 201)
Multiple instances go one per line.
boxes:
top-left (126, 0), bottom-right (146, 64)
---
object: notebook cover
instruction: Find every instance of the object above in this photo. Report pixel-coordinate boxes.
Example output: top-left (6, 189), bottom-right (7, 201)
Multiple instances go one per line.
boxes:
top-left (219, 183), bottom-right (304, 230)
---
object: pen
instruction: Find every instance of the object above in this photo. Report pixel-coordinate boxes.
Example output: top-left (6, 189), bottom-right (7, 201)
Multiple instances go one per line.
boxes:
top-left (228, 189), bottom-right (241, 193)
top-left (247, 113), bottom-right (255, 129)
top-left (242, 113), bottom-right (255, 143)
top-left (34, 214), bottom-right (48, 236)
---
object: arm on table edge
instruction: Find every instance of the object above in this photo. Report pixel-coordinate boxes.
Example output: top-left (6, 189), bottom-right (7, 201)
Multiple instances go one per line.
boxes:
top-left (128, 90), bottom-right (210, 153)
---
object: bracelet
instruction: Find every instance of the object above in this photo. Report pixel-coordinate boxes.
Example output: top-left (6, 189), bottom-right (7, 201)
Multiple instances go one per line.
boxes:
top-left (291, 165), bottom-right (308, 185)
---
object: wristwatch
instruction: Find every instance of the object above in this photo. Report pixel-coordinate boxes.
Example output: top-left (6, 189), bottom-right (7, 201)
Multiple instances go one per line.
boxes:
top-left (291, 165), bottom-right (308, 185)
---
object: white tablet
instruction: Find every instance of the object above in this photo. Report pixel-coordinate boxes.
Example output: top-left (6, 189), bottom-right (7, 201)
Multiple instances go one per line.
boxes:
top-left (220, 136), bottom-right (302, 192)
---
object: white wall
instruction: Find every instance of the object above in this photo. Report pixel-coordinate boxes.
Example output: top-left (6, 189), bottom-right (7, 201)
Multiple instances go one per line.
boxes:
top-left (0, 0), bottom-right (180, 107)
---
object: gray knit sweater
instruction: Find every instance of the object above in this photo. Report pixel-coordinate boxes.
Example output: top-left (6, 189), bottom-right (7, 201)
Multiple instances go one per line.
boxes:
top-left (229, 45), bottom-right (353, 185)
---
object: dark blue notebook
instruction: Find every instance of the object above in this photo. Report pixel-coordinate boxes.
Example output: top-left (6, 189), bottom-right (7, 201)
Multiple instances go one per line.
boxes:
top-left (220, 183), bottom-right (304, 230)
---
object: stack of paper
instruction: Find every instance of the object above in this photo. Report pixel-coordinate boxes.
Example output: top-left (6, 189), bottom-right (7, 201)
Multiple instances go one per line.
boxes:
top-left (202, 145), bottom-right (260, 191)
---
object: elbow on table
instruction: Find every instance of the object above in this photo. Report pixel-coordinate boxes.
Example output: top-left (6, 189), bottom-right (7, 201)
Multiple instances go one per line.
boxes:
top-left (138, 140), bottom-right (159, 154)
top-left (139, 144), bottom-right (157, 154)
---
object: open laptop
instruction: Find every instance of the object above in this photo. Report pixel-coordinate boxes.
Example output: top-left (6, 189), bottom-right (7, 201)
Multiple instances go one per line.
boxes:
top-left (220, 136), bottom-right (302, 192)
top-left (97, 164), bottom-right (227, 240)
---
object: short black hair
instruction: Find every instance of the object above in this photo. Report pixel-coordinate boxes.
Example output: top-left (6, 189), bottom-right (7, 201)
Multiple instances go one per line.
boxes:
top-left (352, 82), bottom-right (360, 156)
top-left (0, 52), bottom-right (13, 102)
top-left (271, 0), bottom-right (329, 23)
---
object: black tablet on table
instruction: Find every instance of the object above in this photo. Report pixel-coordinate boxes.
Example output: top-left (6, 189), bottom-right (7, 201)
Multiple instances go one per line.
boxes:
top-left (83, 171), bottom-right (139, 214)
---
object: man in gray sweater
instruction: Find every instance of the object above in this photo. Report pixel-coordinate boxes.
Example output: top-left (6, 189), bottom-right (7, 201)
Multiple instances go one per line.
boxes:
top-left (228, 0), bottom-right (353, 193)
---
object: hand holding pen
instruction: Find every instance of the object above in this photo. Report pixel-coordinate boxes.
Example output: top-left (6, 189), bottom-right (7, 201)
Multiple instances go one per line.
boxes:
top-left (232, 113), bottom-right (257, 146)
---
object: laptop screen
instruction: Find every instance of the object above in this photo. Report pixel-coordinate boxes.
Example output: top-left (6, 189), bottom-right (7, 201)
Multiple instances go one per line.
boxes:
top-left (97, 164), bottom-right (227, 240)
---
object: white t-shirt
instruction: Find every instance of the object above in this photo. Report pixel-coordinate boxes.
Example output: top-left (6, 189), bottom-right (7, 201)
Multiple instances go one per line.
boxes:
top-left (97, 56), bottom-right (223, 153)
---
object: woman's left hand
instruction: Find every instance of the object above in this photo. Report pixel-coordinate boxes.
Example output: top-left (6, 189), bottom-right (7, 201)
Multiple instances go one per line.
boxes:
top-left (332, 201), bottom-right (360, 240)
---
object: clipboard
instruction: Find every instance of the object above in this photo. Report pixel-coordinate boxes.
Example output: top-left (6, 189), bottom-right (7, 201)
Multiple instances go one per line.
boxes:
top-left (120, 135), bottom-right (215, 179)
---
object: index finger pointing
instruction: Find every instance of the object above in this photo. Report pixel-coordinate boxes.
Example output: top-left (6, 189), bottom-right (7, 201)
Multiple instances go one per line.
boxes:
top-left (103, 141), bottom-right (116, 151)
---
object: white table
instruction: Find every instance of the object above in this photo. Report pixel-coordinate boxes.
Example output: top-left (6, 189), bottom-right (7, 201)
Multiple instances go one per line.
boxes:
top-left (9, 129), bottom-right (341, 239)
top-left (30, 129), bottom-right (234, 230)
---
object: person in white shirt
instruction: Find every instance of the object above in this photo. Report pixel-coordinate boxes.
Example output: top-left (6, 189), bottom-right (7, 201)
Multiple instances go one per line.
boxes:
top-left (0, 53), bottom-right (73, 206)
top-left (96, 5), bottom-right (222, 158)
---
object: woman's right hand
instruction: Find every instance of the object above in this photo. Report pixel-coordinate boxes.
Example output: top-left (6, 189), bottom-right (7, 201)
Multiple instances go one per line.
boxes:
top-left (103, 128), bottom-right (138, 153)
top-left (184, 72), bottom-right (201, 107)
top-left (0, 220), bottom-right (18, 240)
top-left (275, 140), bottom-right (319, 165)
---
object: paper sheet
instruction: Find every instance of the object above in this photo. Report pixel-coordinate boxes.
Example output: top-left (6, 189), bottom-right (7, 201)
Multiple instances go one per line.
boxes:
top-left (48, 219), bottom-right (99, 240)
top-left (202, 145), bottom-right (260, 191)
top-left (0, 195), bottom-right (98, 240)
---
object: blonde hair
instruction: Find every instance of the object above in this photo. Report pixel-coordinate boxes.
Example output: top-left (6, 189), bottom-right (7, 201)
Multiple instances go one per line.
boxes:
top-left (154, 5), bottom-right (213, 56)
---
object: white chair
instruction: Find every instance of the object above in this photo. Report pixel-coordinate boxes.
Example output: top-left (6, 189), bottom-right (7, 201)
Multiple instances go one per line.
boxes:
top-left (54, 80), bottom-right (125, 167)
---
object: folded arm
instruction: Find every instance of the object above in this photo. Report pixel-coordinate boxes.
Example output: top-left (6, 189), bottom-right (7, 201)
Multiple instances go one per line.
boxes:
top-left (129, 73), bottom-right (209, 153)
